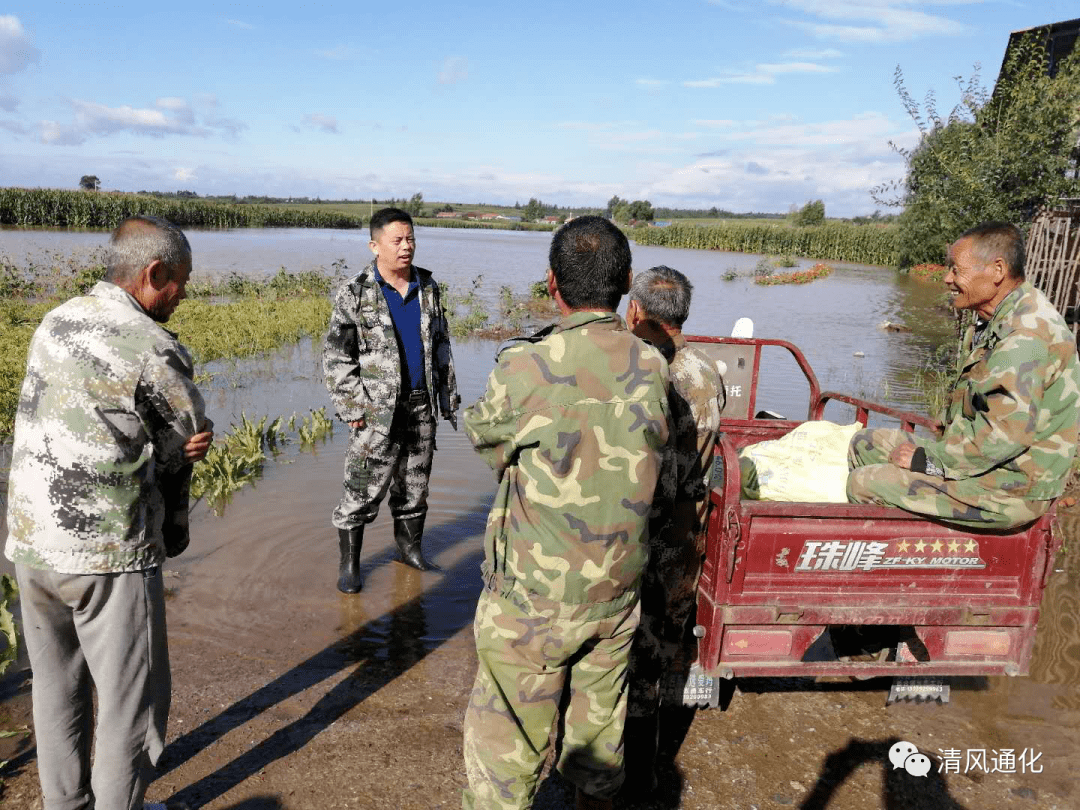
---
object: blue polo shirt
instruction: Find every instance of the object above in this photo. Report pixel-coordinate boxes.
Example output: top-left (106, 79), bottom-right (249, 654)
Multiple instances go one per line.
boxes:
top-left (373, 265), bottom-right (426, 393)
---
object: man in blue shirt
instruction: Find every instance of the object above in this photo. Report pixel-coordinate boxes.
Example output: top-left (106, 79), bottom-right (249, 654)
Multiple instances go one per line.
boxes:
top-left (323, 208), bottom-right (460, 591)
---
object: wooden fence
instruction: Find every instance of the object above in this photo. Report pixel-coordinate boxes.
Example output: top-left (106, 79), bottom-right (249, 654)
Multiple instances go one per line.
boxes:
top-left (1026, 201), bottom-right (1080, 339)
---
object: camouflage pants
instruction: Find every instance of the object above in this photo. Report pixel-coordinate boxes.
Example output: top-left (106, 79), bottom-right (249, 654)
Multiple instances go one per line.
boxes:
top-left (332, 394), bottom-right (435, 529)
top-left (462, 586), bottom-right (640, 809)
top-left (847, 428), bottom-right (1049, 530)
top-left (627, 530), bottom-right (702, 718)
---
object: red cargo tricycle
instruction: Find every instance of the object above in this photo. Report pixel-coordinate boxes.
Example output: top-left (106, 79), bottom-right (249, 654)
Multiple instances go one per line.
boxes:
top-left (679, 336), bottom-right (1062, 706)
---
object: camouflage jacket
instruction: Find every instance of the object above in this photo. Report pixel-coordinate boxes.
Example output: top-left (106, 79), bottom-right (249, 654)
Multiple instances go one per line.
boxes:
top-left (464, 311), bottom-right (673, 607)
top-left (323, 260), bottom-right (460, 433)
top-left (926, 281), bottom-right (1080, 501)
top-left (5, 282), bottom-right (206, 574)
top-left (662, 334), bottom-right (725, 511)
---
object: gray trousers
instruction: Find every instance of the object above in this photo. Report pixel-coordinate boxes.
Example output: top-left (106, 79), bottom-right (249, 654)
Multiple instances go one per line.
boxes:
top-left (16, 564), bottom-right (170, 810)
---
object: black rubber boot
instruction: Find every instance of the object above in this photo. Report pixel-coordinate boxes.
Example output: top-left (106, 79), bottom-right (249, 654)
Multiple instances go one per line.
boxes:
top-left (337, 526), bottom-right (364, 593)
top-left (620, 714), bottom-right (659, 796)
top-left (393, 516), bottom-right (438, 571)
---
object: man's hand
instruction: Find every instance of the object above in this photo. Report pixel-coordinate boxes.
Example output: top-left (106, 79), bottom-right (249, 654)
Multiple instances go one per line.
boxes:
top-left (184, 420), bottom-right (215, 463)
top-left (889, 441), bottom-right (917, 470)
top-left (447, 411), bottom-right (458, 431)
top-left (349, 417), bottom-right (366, 430)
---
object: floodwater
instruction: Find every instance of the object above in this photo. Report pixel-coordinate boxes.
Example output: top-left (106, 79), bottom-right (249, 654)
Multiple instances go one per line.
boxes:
top-left (1, 226), bottom-right (1077, 808)
top-left (2, 224), bottom-right (954, 415)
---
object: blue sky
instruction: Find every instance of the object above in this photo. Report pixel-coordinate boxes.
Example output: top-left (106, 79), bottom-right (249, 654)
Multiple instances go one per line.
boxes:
top-left (0, 1), bottom-right (1076, 216)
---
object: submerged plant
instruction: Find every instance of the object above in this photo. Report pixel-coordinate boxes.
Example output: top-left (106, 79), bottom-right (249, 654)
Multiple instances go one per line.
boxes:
top-left (191, 408), bottom-right (334, 515)
top-left (754, 262), bottom-right (833, 286)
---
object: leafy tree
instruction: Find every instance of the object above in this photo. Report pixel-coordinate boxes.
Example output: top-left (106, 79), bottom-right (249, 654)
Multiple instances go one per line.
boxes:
top-left (404, 192), bottom-right (424, 217)
top-left (79, 175), bottom-right (100, 191)
top-left (791, 199), bottom-right (825, 226)
top-left (628, 199), bottom-right (655, 222)
top-left (872, 31), bottom-right (1080, 268)
top-left (522, 197), bottom-right (546, 222)
top-left (606, 195), bottom-right (624, 216)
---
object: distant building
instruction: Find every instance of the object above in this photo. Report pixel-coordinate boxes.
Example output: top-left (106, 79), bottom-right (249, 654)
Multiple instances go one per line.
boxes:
top-left (435, 211), bottom-right (458, 219)
top-left (998, 17), bottom-right (1079, 83)
top-left (479, 212), bottom-right (499, 220)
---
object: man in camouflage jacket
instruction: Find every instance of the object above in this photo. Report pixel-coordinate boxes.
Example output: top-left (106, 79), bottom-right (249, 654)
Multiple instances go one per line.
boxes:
top-left (461, 217), bottom-right (674, 810)
top-left (622, 265), bottom-right (725, 792)
top-left (323, 207), bottom-right (459, 591)
top-left (4, 216), bottom-right (213, 810)
top-left (848, 222), bottom-right (1080, 528)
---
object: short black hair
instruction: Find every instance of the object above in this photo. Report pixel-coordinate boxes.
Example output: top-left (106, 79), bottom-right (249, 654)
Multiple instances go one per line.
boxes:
top-left (548, 216), bottom-right (631, 311)
top-left (957, 222), bottom-right (1025, 280)
top-left (370, 207), bottom-right (414, 239)
top-left (629, 265), bottom-right (693, 328)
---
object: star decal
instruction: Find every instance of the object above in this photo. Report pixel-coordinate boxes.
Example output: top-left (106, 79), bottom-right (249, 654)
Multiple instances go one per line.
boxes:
top-left (896, 540), bottom-right (911, 552)
top-left (913, 540), bottom-right (927, 552)
top-left (931, 540), bottom-right (944, 553)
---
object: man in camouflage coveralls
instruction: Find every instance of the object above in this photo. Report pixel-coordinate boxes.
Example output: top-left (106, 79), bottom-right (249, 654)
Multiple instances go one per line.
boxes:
top-left (323, 207), bottom-right (459, 592)
top-left (622, 265), bottom-right (725, 792)
top-left (4, 216), bottom-right (213, 810)
top-left (848, 222), bottom-right (1080, 528)
top-left (462, 217), bottom-right (673, 810)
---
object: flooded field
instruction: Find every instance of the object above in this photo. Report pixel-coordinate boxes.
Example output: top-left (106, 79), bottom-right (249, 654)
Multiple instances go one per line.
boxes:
top-left (2, 224), bottom-right (954, 413)
top-left (2, 227), bottom-right (1075, 808)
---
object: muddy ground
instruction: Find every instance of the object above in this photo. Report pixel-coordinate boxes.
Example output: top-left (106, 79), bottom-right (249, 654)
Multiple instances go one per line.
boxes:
top-left (1, 401), bottom-right (1078, 810)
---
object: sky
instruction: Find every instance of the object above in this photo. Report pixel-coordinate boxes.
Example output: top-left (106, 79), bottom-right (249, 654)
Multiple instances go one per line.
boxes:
top-left (0, 1), bottom-right (1076, 217)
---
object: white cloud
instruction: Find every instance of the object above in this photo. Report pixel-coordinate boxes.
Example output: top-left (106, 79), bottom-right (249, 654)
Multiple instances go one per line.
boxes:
top-left (633, 110), bottom-right (920, 214)
top-left (300, 113), bottom-right (340, 134)
top-left (686, 60), bottom-right (838, 87)
top-left (316, 45), bottom-right (356, 61)
top-left (40, 96), bottom-right (246, 144)
top-left (772, 0), bottom-right (969, 43)
top-left (225, 18), bottom-right (254, 30)
top-left (174, 167), bottom-right (196, 182)
top-left (438, 56), bottom-right (469, 85)
top-left (636, 78), bottom-right (669, 89)
top-left (0, 86), bottom-right (16, 111)
top-left (0, 118), bottom-right (27, 135)
top-left (0, 15), bottom-right (40, 75)
top-left (784, 47), bottom-right (843, 59)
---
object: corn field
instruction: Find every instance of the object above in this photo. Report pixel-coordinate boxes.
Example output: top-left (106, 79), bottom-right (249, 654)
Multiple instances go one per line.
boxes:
top-left (0, 188), bottom-right (364, 229)
top-left (629, 221), bottom-right (900, 267)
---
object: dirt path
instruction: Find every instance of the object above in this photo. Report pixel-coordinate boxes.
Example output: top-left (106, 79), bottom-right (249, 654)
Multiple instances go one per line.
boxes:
top-left (1, 429), bottom-right (1077, 810)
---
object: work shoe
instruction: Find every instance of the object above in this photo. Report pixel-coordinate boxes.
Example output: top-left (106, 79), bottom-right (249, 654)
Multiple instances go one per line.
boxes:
top-left (337, 526), bottom-right (364, 593)
top-left (393, 516), bottom-right (438, 571)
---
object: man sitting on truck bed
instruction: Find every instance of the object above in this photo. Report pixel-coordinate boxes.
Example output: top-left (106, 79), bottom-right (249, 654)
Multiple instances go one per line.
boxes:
top-left (847, 222), bottom-right (1080, 529)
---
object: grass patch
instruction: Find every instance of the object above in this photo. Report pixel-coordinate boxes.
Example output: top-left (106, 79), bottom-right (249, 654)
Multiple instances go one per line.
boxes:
top-left (630, 220), bottom-right (898, 266)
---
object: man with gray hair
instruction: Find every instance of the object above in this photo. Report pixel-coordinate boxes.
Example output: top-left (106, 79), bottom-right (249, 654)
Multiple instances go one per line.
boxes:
top-left (5, 215), bottom-right (213, 810)
top-left (623, 265), bottom-right (725, 793)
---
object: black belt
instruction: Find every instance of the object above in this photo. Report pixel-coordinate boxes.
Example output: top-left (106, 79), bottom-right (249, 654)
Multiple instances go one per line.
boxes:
top-left (404, 389), bottom-right (429, 404)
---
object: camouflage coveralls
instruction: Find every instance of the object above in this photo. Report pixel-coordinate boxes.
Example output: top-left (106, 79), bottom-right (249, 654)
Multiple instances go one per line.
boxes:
top-left (628, 335), bottom-right (725, 718)
top-left (848, 282), bottom-right (1080, 529)
top-left (323, 260), bottom-right (459, 528)
top-left (462, 311), bottom-right (673, 809)
top-left (5, 281), bottom-right (205, 809)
